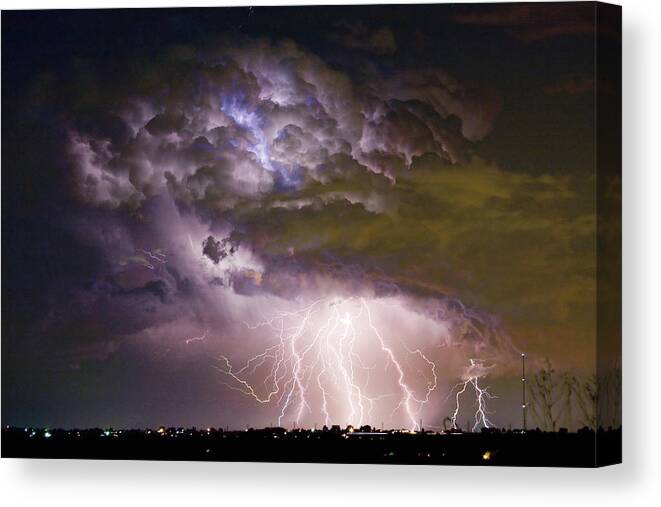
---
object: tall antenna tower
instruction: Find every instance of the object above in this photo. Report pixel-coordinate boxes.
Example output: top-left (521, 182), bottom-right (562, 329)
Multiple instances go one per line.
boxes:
top-left (521, 352), bottom-right (527, 431)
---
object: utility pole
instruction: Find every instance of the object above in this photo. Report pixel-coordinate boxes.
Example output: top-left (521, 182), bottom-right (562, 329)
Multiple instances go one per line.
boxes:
top-left (521, 352), bottom-right (527, 431)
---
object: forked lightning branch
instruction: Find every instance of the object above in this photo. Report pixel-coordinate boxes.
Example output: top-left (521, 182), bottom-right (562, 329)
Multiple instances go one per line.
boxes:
top-left (216, 297), bottom-right (494, 430)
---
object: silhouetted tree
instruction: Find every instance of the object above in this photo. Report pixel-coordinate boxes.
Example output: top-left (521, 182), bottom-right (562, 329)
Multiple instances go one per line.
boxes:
top-left (569, 373), bottom-right (597, 429)
top-left (597, 363), bottom-right (622, 429)
top-left (528, 359), bottom-right (563, 431)
top-left (527, 359), bottom-right (620, 431)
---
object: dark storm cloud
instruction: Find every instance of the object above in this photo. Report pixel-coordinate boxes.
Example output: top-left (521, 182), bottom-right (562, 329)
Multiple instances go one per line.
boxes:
top-left (453, 2), bottom-right (612, 41)
top-left (49, 35), bottom-right (521, 371)
top-left (12, 35), bottom-right (584, 365)
top-left (234, 158), bottom-right (595, 342)
top-left (202, 235), bottom-right (238, 264)
top-left (372, 70), bottom-right (502, 142)
top-left (543, 74), bottom-right (617, 98)
top-left (454, 2), bottom-right (595, 41)
top-left (65, 37), bottom-right (499, 215)
top-left (58, 33), bottom-right (595, 366)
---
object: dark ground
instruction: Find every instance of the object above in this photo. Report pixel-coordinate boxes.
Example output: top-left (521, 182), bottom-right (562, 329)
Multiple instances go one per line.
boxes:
top-left (2, 426), bottom-right (621, 467)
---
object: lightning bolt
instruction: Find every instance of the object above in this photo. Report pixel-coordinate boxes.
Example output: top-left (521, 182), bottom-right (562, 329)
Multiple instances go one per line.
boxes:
top-left (449, 358), bottom-right (495, 432)
top-left (137, 248), bottom-right (167, 270)
top-left (185, 329), bottom-right (209, 345)
top-left (217, 297), bottom-right (438, 430)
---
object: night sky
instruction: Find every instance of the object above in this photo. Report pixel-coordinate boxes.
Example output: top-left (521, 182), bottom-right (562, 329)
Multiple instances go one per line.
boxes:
top-left (1, 3), bottom-right (620, 431)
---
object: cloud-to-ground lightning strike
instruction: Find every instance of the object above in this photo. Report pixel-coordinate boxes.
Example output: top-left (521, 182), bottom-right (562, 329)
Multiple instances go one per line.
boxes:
top-left (449, 358), bottom-right (495, 431)
top-left (217, 297), bottom-right (438, 430)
